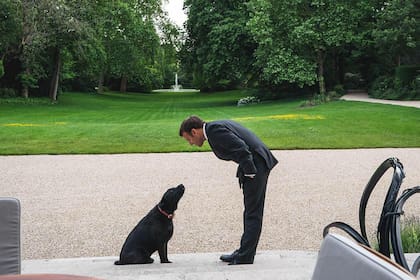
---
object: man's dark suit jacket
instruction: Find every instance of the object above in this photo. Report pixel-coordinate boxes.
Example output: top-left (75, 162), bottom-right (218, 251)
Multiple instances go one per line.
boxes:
top-left (205, 120), bottom-right (278, 176)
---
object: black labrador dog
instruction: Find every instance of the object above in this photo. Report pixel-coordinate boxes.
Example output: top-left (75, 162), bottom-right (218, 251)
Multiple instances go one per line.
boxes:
top-left (115, 184), bottom-right (185, 265)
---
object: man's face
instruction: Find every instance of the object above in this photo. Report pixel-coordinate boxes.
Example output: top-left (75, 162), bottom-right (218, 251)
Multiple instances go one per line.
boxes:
top-left (182, 128), bottom-right (205, 147)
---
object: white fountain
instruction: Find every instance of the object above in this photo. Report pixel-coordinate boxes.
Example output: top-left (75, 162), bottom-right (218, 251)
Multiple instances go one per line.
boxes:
top-left (172, 73), bottom-right (181, 91)
top-left (152, 73), bottom-right (199, 92)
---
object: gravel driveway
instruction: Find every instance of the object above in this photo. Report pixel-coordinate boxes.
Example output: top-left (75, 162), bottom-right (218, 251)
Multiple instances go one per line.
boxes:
top-left (1, 149), bottom-right (420, 260)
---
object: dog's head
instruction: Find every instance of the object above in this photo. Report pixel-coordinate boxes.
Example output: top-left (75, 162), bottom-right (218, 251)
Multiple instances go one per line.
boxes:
top-left (159, 184), bottom-right (185, 214)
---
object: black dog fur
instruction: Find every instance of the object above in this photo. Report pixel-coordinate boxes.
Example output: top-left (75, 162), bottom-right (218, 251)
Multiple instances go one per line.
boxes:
top-left (114, 184), bottom-right (185, 265)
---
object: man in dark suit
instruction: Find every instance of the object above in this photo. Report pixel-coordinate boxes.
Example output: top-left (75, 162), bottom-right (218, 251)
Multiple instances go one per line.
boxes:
top-left (179, 115), bottom-right (278, 265)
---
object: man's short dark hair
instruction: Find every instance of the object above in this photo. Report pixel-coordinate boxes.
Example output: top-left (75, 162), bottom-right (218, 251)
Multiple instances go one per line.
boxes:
top-left (179, 116), bottom-right (205, 136)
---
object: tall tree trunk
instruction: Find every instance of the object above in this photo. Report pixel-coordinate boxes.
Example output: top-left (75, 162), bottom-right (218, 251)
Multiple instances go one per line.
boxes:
top-left (317, 49), bottom-right (326, 97)
top-left (0, 55), bottom-right (4, 79)
top-left (21, 87), bottom-right (29, 98)
top-left (120, 75), bottom-right (127, 92)
top-left (97, 71), bottom-right (104, 93)
top-left (20, 1), bottom-right (33, 99)
top-left (21, 68), bottom-right (29, 98)
top-left (49, 48), bottom-right (62, 101)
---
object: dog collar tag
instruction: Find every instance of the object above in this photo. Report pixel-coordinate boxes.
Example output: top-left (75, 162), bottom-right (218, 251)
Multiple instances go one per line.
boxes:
top-left (158, 205), bottom-right (174, 219)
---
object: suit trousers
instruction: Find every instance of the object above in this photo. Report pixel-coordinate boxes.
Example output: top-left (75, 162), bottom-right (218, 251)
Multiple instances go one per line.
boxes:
top-left (237, 154), bottom-right (270, 261)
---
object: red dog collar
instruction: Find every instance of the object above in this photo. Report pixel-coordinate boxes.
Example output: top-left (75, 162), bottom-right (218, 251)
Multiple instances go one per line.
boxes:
top-left (158, 206), bottom-right (174, 219)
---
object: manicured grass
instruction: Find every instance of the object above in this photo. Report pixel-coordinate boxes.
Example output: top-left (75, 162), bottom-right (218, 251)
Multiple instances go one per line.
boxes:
top-left (0, 90), bottom-right (419, 155)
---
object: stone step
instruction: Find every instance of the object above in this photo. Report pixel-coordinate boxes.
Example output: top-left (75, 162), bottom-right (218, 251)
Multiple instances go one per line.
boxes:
top-left (21, 250), bottom-right (318, 280)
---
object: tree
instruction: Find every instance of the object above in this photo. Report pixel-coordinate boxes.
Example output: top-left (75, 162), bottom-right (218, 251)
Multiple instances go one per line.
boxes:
top-left (17, 0), bottom-right (95, 100)
top-left (8, 0), bottom-right (167, 98)
top-left (19, 0), bottom-right (49, 98)
top-left (0, 0), bottom-right (21, 78)
top-left (247, 0), bottom-right (317, 90)
top-left (97, 0), bottom-right (163, 92)
top-left (291, 1), bottom-right (364, 96)
top-left (156, 19), bottom-right (182, 88)
top-left (248, 0), bottom-right (367, 96)
top-left (182, 0), bottom-right (256, 91)
top-left (372, 0), bottom-right (418, 67)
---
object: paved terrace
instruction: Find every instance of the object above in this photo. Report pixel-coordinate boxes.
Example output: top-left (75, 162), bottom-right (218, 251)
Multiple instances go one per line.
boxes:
top-left (20, 252), bottom-right (420, 279)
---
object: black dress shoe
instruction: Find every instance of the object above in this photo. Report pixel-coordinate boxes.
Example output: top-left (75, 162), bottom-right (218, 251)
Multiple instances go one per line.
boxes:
top-left (220, 250), bottom-right (239, 262)
top-left (228, 257), bottom-right (254, 265)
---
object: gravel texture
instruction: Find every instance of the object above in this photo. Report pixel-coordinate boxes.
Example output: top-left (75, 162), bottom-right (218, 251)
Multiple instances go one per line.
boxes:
top-left (1, 149), bottom-right (420, 260)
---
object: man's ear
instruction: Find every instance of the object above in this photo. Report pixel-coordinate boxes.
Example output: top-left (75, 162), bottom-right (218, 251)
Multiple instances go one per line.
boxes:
top-left (191, 128), bottom-right (197, 136)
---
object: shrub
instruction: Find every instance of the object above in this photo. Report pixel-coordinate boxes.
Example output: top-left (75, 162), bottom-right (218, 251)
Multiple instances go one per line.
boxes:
top-left (410, 76), bottom-right (420, 99)
top-left (372, 215), bottom-right (420, 253)
top-left (333, 84), bottom-right (345, 96)
top-left (400, 215), bottom-right (420, 253)
top-left (369, 76), bottom-right (394, 99)
top-left (300, 93), bottom-right (331, 107)
top-left (395, 65), bottom-right (420, 86)
top-left (0, 97), bottom-right (52, 105)
top-left (370, 75), bottom-right (420, 100)
top-left (326, 88), bottom-right (344, 100)
top-left (0, 87), bottom-right (17, 98)
top-left (237, 96), bottom-right (260, 106)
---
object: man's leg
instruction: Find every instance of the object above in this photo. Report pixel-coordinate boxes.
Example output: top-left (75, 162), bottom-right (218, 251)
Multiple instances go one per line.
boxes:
top-left (235, 159), bottom-right (270, 263)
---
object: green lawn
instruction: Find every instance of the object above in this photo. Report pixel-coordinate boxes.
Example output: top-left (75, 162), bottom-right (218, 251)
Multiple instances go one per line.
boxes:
top-left (0, 90), bottom-right (419, 155)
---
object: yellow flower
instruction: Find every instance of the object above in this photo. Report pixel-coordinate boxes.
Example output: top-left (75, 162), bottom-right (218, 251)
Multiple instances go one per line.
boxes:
top-left (234, 114), bottom-right (325, 121)
top-left (3, 123), bottom-right (42, 127)
top-left (2, 122), bottom-right (67, 127)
